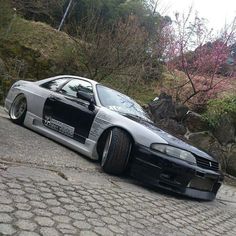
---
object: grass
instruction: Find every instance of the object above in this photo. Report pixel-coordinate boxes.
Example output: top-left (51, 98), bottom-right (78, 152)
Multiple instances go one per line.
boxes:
top-left (4, 17), bottom-right (77, 61)
top-left (101, 75), bottom-right (158, 105)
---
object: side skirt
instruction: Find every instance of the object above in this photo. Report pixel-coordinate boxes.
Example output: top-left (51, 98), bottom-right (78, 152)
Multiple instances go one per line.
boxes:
top-left (24, 111), bottom-right (99, 160)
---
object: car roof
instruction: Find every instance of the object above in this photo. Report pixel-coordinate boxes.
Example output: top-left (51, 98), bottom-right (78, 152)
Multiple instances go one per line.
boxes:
top-left (36, 75), bottom-right (99, 86)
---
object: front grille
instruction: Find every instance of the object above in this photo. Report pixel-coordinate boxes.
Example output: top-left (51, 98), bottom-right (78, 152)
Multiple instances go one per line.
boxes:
top-left (196, 156), bottom-right (219, 171)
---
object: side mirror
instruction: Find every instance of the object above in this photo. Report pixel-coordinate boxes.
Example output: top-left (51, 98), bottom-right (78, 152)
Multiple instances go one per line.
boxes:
top-left (76, 91), bottom-right (95, 111)
top-left (76, 90), bottom-right (92, 102)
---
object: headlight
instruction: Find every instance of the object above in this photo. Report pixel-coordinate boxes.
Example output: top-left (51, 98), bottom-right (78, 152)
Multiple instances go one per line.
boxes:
top-left (150, 144), bottom-right (196, 164)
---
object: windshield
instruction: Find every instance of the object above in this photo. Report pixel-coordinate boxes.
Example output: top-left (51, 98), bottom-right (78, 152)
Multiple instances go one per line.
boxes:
top-left (96, 85), bottom-right (150, 120)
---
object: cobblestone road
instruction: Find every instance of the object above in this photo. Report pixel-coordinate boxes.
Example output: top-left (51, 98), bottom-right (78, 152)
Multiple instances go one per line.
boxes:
top-left (0, 165), bottom-right (236, 236)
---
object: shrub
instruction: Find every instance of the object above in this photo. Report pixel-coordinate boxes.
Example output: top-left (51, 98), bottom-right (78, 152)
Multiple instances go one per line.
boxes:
top-left (204, 95), bottom-right (236, 128)
top-left (0, 0), bottom-right (14, 34)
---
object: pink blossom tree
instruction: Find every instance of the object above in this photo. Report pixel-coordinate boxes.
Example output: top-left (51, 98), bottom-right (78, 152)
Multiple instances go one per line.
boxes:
top-left (164, 9), bottom-right (236, 109)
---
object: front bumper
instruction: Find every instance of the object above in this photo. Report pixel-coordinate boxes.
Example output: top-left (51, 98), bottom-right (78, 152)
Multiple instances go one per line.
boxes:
top-left (130, 144), bottom-right (224, 200)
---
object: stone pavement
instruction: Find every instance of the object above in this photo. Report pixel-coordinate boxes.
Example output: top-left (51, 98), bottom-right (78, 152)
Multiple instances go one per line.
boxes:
top-left (0, 165), bottom-right (236, 236)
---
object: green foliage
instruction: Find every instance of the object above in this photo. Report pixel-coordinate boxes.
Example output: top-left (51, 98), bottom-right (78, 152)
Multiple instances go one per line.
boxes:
top-left (102, 75), bottom-right (156, 105)
top-left (11, 0), bottom-right (166, 38)
top-left (0, 0), bottom-right (14, 33)
top-left (11, 0), bottom-right (66, 27)
top-left (72, 0), bottom-right (125, 25)
top-left (62, 0), bottom-right (171, 50)
top-left (0, 17), bottom-right (85, 78)
top-left (203, 96), bottom-right (236, 128)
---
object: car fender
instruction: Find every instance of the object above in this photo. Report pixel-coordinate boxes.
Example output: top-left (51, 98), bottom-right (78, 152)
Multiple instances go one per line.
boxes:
top-left (89, 107), bottom-right (167, 149)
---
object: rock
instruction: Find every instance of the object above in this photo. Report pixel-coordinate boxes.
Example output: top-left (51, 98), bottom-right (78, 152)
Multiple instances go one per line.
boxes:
top-left (187, 131), bottom-right (227, 168)
top-left (226, 146), bottom-right (236, 177)
top-left (188, 131), bottom-right (216, 151)
top-left (158, 118), bottom-right (187, 136)
top-left (213, 114), bottom-right (235, 145)
top-left (207, 140), bottom-right (227, 169)
top-left (149, 93), bottom-right (188, 122)
top-left (149, 92), bottom-right (176, 122)
top-left (184, 111), bottom-right (208, 132)
top-left (175, 103), bottom-right (189, 121)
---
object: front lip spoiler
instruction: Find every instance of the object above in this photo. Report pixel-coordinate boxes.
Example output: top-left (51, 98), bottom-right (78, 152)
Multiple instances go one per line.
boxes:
top-left (130, 144), bottom-right (223, 201)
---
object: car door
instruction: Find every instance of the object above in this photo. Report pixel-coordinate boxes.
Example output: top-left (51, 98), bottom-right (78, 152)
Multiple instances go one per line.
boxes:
top-left (43, 79), bottom-right (98, 143)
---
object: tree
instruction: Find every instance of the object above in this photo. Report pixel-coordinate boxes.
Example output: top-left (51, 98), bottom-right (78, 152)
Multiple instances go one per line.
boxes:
top-left (64, 0), bottom-right (167, 36)
top-left (10, 0), bottom-right (65, 27)
top-left (65, 0), bottom-right (170, 82)
top-left (164, 9), bottom-right (236, 110)
top-left (72, 14), bottom-right (149, 84)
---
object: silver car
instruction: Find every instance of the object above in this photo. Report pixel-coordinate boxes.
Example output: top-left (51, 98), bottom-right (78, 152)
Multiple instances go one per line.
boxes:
top-left (5, 75), bottom-right (223, 200)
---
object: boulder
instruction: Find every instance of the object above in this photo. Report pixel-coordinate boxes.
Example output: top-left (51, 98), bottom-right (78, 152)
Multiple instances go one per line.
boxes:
top-left (187, 131), bottom-right (227, 168)
top-left (213, 114), bottom-right (235, 145)
top-left (188, 131), bottom-right (217, 152)
top-left (175, 103), bottom-right (189, 121)
top-left (148, 92), bottom-right (188, 122)
top-left (149, 92), bottom-right (176, 122)
top-left (184, 111), bottom-right (208, 132)
top-left (158, 118), bottom-right (187, 136)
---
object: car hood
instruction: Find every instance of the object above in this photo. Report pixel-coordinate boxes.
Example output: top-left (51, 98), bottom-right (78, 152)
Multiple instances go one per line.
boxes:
top-left (123, 114), bottom-right (215, 161)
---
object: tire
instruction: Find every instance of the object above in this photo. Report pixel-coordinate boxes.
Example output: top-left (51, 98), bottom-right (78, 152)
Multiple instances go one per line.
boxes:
top-left (101, 128), bottom-right (132, 175)
top-left (9, 94), bottom-right (27, 125)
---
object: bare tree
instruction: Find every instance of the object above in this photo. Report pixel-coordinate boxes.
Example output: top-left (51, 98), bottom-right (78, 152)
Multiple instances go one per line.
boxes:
top-left (71, 13), bottom-right (149, 83)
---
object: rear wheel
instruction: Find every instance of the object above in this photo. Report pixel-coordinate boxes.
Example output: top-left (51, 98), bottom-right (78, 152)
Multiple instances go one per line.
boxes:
top-left (9, 94), bottom-right (27, 125)
top-left (101, 128), bottom-right (132, 175)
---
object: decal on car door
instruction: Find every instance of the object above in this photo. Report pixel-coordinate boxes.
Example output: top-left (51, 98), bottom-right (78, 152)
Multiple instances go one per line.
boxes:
top-left (89, 111), bottom-right (112, 140)
top-left (43, 115), bottom-right (75, 138)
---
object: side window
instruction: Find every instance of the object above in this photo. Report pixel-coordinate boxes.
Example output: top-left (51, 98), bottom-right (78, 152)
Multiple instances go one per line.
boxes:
top-left (59, 79), bottom-right (93, 98)
top-left (41, 78), bottom-right (68, 91)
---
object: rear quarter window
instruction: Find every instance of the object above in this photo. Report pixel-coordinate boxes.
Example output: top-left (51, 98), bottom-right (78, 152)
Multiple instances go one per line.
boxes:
top-left (41, 78), bottom-right (69, 91)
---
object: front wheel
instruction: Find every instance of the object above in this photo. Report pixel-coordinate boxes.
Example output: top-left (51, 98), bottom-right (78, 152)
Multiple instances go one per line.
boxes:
top-left (101, 128), bottom-right (132, 175)
top-left (9, 94), bottom-right (27, 125)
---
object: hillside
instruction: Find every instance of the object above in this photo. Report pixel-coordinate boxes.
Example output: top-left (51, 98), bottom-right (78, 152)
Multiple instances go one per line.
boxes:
top-left (0, 17), bottom-right (87, 103)
top-left (0, 16), bottom-right (160, 105)
top-left (0, 17), bottom-right (86, 79)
